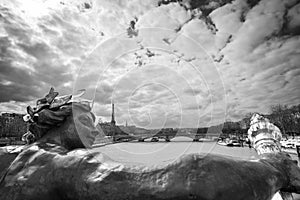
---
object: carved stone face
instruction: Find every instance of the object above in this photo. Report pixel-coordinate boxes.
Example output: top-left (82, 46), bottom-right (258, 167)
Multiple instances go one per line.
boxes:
top-left (45, 103), bottom-right (99, 150)
top-left (73, 106), bottom-right (99, 148)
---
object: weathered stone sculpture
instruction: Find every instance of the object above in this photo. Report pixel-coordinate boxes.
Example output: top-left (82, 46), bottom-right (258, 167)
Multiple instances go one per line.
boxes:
top-left (23, 88), bottom-right (96, 149)
top-left (0, 92), bottom-right (300, 200)
top-left (248, 113), bottom-right (295, 200)
top-left (0, 144), bottom-right (300, 200)
top-left (39, 102), bottom-right (98, 149)
top-left (248, 113), bottom-right (282, 155)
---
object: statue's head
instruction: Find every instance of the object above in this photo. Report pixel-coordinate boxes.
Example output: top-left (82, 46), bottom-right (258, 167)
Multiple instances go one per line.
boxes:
top-left (250, 113), bottom-right (268, 125)
top-left (248, 113), bottom-right (282, 155)
top-left (43, 103), bottom-right (99, 150)
top-left (25, 88), bottom-right (99, 150)
top-left (70, 103), bottom-right (99, 148)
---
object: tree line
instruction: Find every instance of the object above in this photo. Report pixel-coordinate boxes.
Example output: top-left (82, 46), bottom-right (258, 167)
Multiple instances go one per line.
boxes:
top-left (221, 104), bottom-right (300, 137)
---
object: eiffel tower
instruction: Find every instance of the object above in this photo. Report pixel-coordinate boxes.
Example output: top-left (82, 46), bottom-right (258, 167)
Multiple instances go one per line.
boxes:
top-left (98, 102), bottom-right (132, 142)
top-left (110, 102), bottom-right (116, 141)
top-left (111, 102), bottom-right (116, 125)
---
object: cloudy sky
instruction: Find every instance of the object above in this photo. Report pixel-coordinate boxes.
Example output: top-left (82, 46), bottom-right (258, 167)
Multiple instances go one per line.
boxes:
top-left (0, 0), bottom-right (299, 128)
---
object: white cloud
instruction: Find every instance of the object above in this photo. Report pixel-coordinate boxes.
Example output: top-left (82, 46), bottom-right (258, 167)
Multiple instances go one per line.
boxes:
top-left (1, 0), bottom-right (299, 128)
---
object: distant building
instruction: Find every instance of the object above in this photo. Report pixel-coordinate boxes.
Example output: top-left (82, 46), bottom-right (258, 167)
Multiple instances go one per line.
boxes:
top-left (0, 113), bottom-right (28, 145)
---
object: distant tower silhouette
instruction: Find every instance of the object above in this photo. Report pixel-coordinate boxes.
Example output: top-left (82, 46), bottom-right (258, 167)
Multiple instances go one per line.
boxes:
top-left (111, 102), bottom-right (116, 125)
top-left (126, 120), bottom-right (128, 127)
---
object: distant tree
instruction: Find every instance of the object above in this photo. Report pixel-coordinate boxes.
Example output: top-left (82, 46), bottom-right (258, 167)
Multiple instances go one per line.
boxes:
top-left (196, 127), bottom-right (208, 137)
top-left (240, 112), bottom-right (254, 130)
top-left (222, 121), bottom-right (241, 136)
top-left (269, 104), bottom-right (300, 136)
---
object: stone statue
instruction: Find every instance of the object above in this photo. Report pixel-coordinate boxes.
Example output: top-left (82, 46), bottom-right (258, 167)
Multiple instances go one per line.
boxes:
top-left (248, 113), bottom-right (295, 200)
top-left (0, 144), bottom-right (299, 200)
top-left (22, 88), bottom-right (96, 150)
top-left (0, 91), bottom-right (300, 200)
top-left (248, 113), bottom-right (282, 155)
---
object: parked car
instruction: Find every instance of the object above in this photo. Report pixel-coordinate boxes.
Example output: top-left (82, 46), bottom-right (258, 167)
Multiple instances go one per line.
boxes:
top-left (217, 140), bottom-right (227, 146)
top-left (227, 140), bottom-right (241, 147)
top-left (281, 139), bottom-right (297, 148)
top-left (296, 141), bottom-right (300, 157)
top-left (151, 137), bottom-right (159, 142)
top-left (280, 139), bottom-right (287, 148)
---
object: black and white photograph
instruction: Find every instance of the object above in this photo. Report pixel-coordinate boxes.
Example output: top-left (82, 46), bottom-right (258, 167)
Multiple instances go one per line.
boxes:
top-left (0, 0), bottom-right (300, 199)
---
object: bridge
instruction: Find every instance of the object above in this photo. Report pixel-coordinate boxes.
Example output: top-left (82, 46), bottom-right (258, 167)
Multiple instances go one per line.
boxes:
top-left (134, 128), bottom-right (221, 142)
top-left (95, 125), bottom-right (221, 143)
top-left (96, 103), bottom-right (220, 143)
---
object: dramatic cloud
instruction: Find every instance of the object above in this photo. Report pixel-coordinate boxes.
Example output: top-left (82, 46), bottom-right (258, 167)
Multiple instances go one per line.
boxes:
top-left (1, 0), bottom-right (299, 128)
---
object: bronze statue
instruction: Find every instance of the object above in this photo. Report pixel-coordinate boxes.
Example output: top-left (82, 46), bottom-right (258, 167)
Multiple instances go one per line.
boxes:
top-left (22, 88), bottom-right (94, 149)
top-left (0, 144), bottom-right (299, 200)
top-left (0, 90), bottom-right (299, 200)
